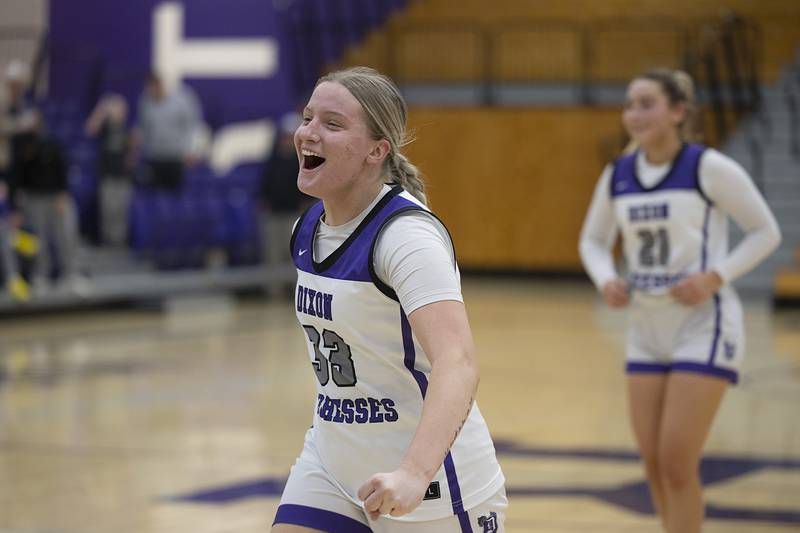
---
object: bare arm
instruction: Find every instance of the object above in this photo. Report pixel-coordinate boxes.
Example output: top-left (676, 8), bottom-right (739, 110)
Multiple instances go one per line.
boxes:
top-left (357, 300), bottom-right (478, 519)
top-left (404, 300), bottom-right (478, 475)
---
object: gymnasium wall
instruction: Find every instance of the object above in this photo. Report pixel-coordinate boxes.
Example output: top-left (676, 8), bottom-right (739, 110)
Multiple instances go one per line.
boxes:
top-left (342, 0), bottom-right (800, 83)
top-left (405, 107), bottom-right (622, 271)
top-left (338, 0), bottom-right (800, 272)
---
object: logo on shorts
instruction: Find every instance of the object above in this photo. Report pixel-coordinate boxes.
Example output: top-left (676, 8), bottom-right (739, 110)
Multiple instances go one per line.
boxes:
top-left (723, 341), bottom-right (736, 360)
top-left (477, 511), bottom-right (498, 532)
top-left (423, 481), bottom-right (440, 501)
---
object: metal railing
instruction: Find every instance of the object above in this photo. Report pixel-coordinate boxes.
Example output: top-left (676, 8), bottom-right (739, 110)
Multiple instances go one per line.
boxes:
top-left (685, 13), bottom-right (765, 185)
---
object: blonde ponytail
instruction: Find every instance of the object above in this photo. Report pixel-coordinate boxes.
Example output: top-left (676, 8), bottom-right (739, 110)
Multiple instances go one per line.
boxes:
top-left (671, 69), bottom-right (698, 141)
top-left (389, 152), bottom-right (426, 204)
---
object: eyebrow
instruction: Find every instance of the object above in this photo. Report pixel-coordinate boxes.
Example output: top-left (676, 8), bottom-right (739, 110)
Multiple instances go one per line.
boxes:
top-left (303, 107), bottom-right (349, 120)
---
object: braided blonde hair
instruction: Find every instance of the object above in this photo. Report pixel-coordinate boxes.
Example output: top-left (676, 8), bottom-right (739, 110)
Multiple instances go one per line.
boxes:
top-left (317, 67), bottom-right (427, 204)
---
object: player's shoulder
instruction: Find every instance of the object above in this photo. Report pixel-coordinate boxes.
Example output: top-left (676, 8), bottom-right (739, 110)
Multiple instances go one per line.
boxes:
top-left (698, 146), bottom-right (748, 176)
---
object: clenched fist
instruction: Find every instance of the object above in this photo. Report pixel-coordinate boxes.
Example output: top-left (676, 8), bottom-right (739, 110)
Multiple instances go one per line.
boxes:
top-left (357, 465), bottom-right (430, 520)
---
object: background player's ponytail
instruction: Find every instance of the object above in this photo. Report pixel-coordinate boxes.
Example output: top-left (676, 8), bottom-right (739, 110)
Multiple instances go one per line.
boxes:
top-left (640, 68), bottom-right (699, 141)
top-left (317, 67), bottom-right (427, 205)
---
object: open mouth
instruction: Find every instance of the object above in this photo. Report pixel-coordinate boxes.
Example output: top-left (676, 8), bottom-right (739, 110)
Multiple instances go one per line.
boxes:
top-left (301, 149), bottom-right (326, 170)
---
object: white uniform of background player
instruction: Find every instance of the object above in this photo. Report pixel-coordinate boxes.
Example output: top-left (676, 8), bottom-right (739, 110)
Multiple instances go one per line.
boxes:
top-left (580, 145), bottom-right (781, 383)
top-left (578, 68), bottom-right (780, 533)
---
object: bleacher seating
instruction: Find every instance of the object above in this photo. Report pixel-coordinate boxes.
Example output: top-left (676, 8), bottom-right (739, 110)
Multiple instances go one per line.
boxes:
top-left (37, 1), bottom-right (411, 272)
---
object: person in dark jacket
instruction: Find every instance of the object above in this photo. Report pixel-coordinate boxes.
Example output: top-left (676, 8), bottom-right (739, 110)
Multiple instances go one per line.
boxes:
top-left (12, 109), bottom-right (84, 294)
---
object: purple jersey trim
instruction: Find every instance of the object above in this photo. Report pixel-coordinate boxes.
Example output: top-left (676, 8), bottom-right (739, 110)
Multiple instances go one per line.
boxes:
top-left (291, 186), bottom-right (424, 281)
top-left (401, 310), bottom-right (429, 396)
top-left (701, 203), bottom-right (711, 271)
top-left (444, 452), bottom-right (466, 514)
top-left (400, 309), bottom-right (467, 519)
top-left (610, 143), bottom-right (706, 198)
top-left (708, 293), bottom-right (722, 366)
top-left (273, 504), bottom-right (372, 532)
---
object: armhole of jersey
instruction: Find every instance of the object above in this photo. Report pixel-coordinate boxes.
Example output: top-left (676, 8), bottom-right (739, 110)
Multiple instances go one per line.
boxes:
top-left (367, 207), bottom-right (458, 303)
top-left (289, 204), bottom-right (314, 257)
top-left (694, 147), bottom-right (713, 205)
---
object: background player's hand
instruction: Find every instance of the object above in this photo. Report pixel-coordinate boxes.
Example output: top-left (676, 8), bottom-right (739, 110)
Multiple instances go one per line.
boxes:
top-left (669, 271), bottom-right (722, 306)
top-left (357, 464), bottom-right (430, 520)
top-left (601, 278), bottom-right (630, 308)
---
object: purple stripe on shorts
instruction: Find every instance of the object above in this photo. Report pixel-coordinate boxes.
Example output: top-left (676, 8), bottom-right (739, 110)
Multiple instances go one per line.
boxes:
top-left (708, 293), bottom-right (722, 365)
top-left (671, 362), bottom-right (738, 384)
top-left (457, 509), bottom-right (474, 532)
top-left (273, 504), bottom-right (372, 532)
top-left (627, 362), bottom-right (737, 383)
top-left (626, 362), bottom-right (671, 374)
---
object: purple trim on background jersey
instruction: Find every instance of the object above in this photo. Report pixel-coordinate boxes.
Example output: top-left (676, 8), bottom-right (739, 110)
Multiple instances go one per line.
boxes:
top-left (672, 362), bottom-right (738, 384)
top-left (400, 310), bottom-right (428, 397)
top-left (611, 143), bottom-right (706, 197)
top-left (400, 309), bottom-right (468, 522)
top-left (457, 509), bottom-right (474, 532)
top-left (708, 293), bottom-right (722, 365)
top-left (701, 203), bottom-right (711, 271)
top-left (626, 362), bottom-right (671, 374)
top-left (627, 361), bottom-right (737, 384)
top-left (273, 504), bottom-right (372, 532)
top-left (292, 187), bottom-right (422, 281)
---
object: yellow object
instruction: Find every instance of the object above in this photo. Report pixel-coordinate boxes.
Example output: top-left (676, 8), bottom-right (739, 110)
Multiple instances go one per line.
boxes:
top-left (8, 274), bottom-right (29, 302)
top-left (14, 230), bottom-right (39, 257)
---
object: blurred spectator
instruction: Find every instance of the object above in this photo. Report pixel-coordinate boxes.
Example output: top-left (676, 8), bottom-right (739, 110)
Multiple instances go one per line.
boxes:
top-left (260, 112), bottom-right (310, 295)
top-left (132, 72), bottom-right (203, 191)
top-left (12, 109), bottom-right (85, 294)
top-left (85, 94), bottom-right (132, 246)
top-left (0, 60), bottom-right (32, 300)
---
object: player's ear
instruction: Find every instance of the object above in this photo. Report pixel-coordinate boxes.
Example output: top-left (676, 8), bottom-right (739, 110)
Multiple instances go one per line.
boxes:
top-left (367, 138), bottom-right (390, 166)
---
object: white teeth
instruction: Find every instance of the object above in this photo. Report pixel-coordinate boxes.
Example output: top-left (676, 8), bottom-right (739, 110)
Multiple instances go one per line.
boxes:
top-left (302, 149), bottom-right (322, 157)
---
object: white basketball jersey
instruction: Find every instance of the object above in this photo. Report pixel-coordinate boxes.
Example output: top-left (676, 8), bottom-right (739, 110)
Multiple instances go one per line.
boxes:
top-left (290, 185), bottom-right (505, 522)
top-left (610, 143), bottom-right (728, 294)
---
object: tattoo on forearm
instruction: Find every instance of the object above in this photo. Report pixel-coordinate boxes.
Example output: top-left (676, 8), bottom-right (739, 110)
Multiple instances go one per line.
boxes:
top-left (448, 396), bottom-right (474, 450)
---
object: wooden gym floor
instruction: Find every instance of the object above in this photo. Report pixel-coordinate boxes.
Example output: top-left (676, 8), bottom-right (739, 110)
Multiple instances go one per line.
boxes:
top-left (0, 278), bottom-right (798, 532)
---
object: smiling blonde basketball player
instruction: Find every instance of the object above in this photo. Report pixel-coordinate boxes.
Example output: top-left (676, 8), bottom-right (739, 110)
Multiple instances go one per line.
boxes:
top-left (272, 67), bottom-right (506, 533)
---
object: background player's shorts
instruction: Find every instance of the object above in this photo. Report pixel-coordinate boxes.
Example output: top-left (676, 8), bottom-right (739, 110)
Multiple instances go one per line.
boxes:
top-left (273, 429), bottom-right (508, 532)
top-left (626, 286), bottom-right (744, 384)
